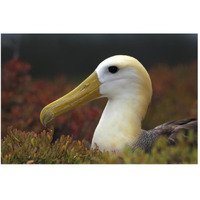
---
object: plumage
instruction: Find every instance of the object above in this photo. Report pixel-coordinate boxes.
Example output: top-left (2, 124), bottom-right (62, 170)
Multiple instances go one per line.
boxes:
top-left (40, 55), bottom-right (197, 153)
top-left (133, 118), bottom-right (197, 152)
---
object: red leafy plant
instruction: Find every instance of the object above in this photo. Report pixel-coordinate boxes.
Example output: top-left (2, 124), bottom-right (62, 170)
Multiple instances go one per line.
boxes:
top-left (143, 61), bottom-right (197, 130)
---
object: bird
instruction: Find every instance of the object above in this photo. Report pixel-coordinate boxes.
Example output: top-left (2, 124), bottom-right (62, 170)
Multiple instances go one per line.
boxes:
top-left (40, 55), bottom-right (197, 153)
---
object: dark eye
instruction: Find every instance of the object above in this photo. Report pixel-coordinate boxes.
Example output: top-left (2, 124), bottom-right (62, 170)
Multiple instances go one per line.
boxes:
top-left (108, 66), bottom-right (119, 73)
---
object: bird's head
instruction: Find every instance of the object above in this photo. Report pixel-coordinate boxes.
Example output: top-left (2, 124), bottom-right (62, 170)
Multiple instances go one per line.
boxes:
top-left (40, 55), bottom-right (152, 126)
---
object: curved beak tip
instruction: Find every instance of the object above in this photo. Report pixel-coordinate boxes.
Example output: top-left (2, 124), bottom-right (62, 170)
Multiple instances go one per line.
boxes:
top-left (40, 109), bottom-right (55, 127)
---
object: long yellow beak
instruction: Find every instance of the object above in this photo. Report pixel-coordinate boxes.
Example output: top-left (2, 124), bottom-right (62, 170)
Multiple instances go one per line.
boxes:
top-left (40, 72), bottom-right (101, 127)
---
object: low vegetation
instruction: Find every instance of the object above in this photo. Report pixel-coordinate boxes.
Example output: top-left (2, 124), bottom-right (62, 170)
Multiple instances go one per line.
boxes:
top-left (1, 127), bottom-right (197, 164)
top-left (1, 58), bottom-right (197, 164)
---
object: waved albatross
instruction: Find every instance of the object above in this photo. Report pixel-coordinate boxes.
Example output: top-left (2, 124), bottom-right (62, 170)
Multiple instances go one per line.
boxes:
top-left (40, 55), bottom-right (197, 153)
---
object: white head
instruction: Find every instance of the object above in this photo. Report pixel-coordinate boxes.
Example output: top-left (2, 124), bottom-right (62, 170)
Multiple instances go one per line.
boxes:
top-left (95, 55), bottom-right (152, 119)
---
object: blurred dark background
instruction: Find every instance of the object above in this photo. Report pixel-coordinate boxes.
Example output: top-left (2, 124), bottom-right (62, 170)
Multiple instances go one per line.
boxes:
top-left (1, 34), bottom-right (197, 80)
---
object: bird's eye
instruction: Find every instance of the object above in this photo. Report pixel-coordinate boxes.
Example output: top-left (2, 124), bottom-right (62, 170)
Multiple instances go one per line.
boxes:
top-left (108, 66), bottom-right (119, 73)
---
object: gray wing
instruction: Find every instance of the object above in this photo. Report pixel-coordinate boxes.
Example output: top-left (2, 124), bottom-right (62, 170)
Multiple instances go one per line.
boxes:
top-left (133, 118), bottom-right (197, 152)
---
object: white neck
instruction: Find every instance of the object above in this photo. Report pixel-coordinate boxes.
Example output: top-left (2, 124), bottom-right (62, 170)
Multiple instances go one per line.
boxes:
top-left (91, 56), bottom-right (152, 153)
top-left (91, 96), bottom-right (143, 153)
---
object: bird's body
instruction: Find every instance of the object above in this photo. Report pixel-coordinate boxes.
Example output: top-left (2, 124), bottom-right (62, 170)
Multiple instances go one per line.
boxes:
top-left (40, 55), bottom-right (197, 153)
